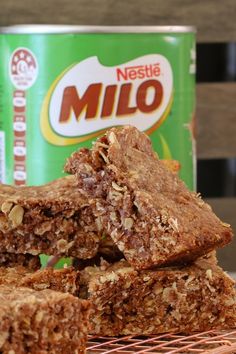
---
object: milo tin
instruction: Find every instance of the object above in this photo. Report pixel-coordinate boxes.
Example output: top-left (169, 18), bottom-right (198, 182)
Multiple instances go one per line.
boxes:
top-left (0, 25), bottom-right (196, 189)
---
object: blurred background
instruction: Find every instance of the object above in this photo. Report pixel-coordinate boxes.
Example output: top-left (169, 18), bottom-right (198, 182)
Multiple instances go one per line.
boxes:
top-left (1, 0), bottom-right (235, 270)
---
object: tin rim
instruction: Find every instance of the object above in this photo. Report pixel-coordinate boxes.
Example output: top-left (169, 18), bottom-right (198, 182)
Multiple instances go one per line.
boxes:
top-left (0, 25), bottom-right (196, 34)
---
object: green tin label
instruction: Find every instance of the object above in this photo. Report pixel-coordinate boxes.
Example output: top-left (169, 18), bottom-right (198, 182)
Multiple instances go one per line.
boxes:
top-left (0, 32), bottom-right (195, 189)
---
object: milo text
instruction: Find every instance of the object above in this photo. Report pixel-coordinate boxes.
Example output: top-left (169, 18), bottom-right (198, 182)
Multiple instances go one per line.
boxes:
top-left (41, 55), bottom-right (173, 144)
top-left (59, 79), bottom-right (163, 122)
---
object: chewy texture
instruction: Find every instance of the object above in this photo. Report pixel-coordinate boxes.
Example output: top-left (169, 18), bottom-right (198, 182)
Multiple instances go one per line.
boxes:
top-left (80, 258), bottom-right (236, 336)
top-left (0, 266), bottom-right (80, 295)
top-left (0, 253), bottom-right (40, 270)
top-left (65, 125), bottom-right (233, 269)
top-left (0, 285), bottom-right (90, 354)
top-left (0, 176), bottom-right (100, 259)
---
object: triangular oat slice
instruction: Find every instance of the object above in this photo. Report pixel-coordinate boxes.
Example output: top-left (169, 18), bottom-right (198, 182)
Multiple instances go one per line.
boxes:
top-left (66, 126), bottom-right (232, 269)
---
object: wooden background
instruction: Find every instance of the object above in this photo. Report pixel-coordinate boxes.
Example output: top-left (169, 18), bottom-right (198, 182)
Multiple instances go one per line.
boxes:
top-left (0, 0), bottom-right (236, 269)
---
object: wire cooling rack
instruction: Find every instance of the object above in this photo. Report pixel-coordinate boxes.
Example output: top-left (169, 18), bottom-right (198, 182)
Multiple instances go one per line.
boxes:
top-left (87, 330), bottom-right (236, 353)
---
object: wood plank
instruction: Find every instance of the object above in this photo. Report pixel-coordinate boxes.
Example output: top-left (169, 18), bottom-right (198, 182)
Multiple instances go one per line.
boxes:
top-left (206, 197), bottom-right (236, 237)
top-left (0, 0), bottom-right (236, 43)
top-left (206, 197), bottom-right (236, 271)
top-left (197, 82), bottom-right (236, 159)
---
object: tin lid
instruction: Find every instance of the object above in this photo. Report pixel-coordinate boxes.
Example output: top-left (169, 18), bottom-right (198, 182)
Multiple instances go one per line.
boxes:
top-left (0, 25), bottom-right (196, 34)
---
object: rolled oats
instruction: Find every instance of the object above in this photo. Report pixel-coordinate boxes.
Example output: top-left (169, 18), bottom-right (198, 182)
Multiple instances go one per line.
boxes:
top-left (8, 205), bottom-right (24, 228)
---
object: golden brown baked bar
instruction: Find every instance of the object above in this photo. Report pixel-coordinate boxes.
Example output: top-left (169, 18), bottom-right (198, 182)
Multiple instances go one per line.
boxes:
top-left (80, 258), bottom-right (236, 336)
top-left (0, 176), bottom-right (99, 258)
top-left (0, 266), bottom-right (79, 295)
top-left (65, 125), bottom-right (233, 269)
top-left (0, 285), bottom-right (90, 354)
top-left (0, 252), bottom-right (40, 270)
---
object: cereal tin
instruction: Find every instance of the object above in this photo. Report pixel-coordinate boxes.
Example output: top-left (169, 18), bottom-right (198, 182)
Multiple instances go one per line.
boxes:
top-left (0, 25), bottom-right (196, 189)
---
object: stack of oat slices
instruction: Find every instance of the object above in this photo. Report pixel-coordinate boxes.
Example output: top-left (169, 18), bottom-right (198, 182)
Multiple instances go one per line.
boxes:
top-left (0, 177), bottom-right (92, 353)
top-left (65, 126), bottom-right (236, 336)
top-left (0, 125), bottom-right (235, 353)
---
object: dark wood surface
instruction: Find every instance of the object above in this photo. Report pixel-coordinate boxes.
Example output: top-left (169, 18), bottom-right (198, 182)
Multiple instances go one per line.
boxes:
top-left (206, 198), bottom-right (236, 236)
top-left (197, 83), bottom-right (236, 159)
top-left (0, 0), bottom-right (236, 43)
top-left (207, 198), bottom-right (236, 271)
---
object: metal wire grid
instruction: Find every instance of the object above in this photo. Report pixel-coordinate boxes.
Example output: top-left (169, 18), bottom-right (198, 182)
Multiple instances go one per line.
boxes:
top-left (87, 330), bottom-right (236, 354)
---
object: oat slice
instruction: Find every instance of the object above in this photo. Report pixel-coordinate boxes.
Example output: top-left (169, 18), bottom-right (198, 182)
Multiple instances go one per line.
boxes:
top-left (0, 176), bottom-right (99, 259)
top-left (0, 266), bottom-right (79, 295)
top-left (65, 126), bottom-right (233, 269)
top-left (80, 258), bottom-right (236, 336)
top-left (0, 285), bottom-right (90, 354)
